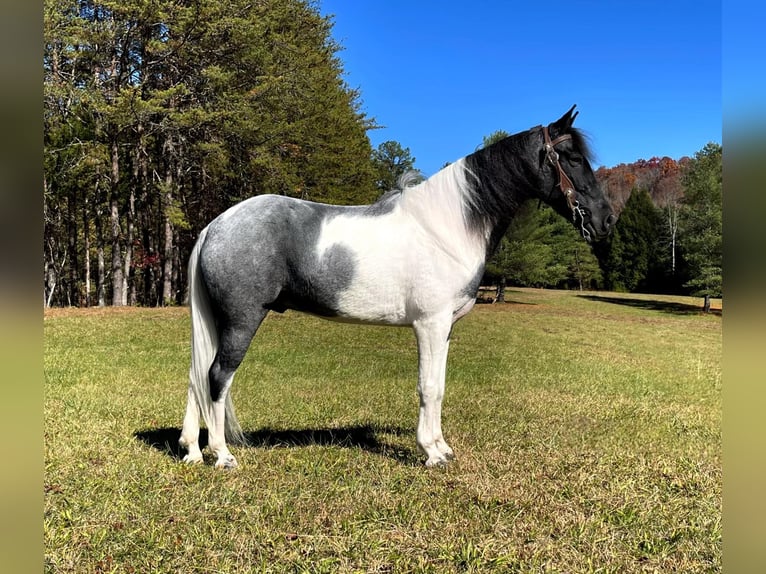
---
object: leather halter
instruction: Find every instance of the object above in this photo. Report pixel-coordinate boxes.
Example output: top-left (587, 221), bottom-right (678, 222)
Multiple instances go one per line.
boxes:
top-left (542, 126), bottom-right (577, 211)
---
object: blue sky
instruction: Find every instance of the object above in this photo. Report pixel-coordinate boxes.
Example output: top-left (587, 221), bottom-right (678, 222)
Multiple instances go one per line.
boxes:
top-left (319, 0), bottom-right (721, 176)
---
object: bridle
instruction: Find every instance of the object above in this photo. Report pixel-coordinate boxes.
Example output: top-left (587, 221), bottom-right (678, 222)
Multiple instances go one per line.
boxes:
top-left (542, 126), bottom-right (576, 210)
top-left (542, 126), bottom-right (592, 242)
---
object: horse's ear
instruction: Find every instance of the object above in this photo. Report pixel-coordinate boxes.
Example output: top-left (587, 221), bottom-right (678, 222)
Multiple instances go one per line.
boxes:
top-left (550, 104), bottom-right (578, 134)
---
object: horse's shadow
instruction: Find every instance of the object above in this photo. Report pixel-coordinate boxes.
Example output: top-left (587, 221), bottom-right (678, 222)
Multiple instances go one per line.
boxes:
top-left (578, 294), bottom-right (722, 316)
top-left (134, 424), bottom-right (417, 465)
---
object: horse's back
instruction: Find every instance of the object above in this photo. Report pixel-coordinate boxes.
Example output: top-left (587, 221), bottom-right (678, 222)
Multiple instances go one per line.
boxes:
top-left (198, 195), bottom-right (359, 319)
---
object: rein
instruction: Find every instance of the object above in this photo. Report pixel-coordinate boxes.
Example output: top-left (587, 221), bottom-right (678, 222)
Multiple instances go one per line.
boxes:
top-left (542, 126), bottom-right (592, 242)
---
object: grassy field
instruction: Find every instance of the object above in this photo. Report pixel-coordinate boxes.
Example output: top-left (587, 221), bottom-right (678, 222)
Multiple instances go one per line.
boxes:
top-left (44, 289), bottom-right (721, 573)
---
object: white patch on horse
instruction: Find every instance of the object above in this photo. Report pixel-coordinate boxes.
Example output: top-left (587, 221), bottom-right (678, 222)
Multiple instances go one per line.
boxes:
top-left (315, 160), bottom-right (486, 325)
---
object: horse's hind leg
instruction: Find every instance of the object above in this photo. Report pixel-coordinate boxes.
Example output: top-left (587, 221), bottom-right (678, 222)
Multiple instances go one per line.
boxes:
top-left (179, 386), bottom-right (203, 463)
top-left (207, 313), bottom-right (267, 469)
top-left (208, 371), bottom-right (237, 469)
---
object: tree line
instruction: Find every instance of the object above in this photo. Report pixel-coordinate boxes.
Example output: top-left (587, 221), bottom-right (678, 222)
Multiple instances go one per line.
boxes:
top-left (44, 0), bottom-right (377, 307)
top-left (44, 0), bottom-right (722, 309)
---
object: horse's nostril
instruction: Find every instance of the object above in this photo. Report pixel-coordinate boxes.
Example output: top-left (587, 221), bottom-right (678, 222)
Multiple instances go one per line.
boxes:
top-left (605, 213), bottom-right (617, 230)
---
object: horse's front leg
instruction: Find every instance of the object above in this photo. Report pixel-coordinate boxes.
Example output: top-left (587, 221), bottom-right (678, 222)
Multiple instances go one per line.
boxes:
top-left (413, 314), bottom-right (454, 467)
top-left (432, 334), bottom-right (454, 462)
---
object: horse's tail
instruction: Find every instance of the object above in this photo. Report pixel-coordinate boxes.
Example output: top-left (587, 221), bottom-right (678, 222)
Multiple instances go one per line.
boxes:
top-left (188, 226), bottom-right (247, 446)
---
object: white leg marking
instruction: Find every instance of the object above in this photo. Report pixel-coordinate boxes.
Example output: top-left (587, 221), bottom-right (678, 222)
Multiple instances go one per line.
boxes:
top-left (179, 385), bottom-right (203, 464)
top-left (209, 375), bottom-right (238, 470)
top-left (433, 337), bottom-right (454, 460)
top-left (413, 314), bottom-right (454, 467)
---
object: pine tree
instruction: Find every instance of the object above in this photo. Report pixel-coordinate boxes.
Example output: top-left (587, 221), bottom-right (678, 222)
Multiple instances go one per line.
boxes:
top-left (678, 143), bottom-right (722, 311)
top-left (371, 141), bottom-right (417, 192)
top-left (599, 188), bottom-right (663, 292)
top-left (485, 201), bottom-right (601, 295)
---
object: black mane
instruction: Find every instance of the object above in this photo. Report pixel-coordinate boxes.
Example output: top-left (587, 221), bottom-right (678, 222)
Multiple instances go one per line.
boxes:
top-left (462, 127), bottom-right (542, 252)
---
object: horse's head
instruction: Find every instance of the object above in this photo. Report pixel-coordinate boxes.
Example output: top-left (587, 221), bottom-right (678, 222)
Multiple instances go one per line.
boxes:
top-left (538, 106), bottom-right (616, 242)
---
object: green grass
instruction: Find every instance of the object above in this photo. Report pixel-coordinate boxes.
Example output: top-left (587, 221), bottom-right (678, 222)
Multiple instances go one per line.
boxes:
top-left (44, 289), bottom-right (721, 573)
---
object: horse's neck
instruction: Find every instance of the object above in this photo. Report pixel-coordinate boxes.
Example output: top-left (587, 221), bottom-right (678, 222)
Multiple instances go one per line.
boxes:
top-left (463, 131), bottom-right (540, 253)
top-left (397, 130), bottom-right (539, 264)
top-left (399, 160), bottom-right (491, 265)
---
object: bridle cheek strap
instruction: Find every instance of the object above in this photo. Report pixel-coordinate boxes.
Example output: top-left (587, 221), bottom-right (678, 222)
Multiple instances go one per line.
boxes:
top-left (542, 126), bottom-right (592, 242)
top-left (542, 126), bottom-right (577, 211)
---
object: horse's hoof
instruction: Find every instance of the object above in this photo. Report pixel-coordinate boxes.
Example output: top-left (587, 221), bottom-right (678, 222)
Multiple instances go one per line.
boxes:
top-left (214, 455), bottom-right (238, 470)
top-left (425, 455), bottom-right (450, 468)
top-left (182, 453), bottom-right (203, 464)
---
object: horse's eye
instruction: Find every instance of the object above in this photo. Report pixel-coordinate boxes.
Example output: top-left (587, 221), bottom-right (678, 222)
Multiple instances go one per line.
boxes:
top-left (569, 154), bottom-right (583, 166)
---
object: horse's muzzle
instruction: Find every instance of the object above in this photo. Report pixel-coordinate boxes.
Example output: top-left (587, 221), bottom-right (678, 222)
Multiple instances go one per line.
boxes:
top-left (584, 212), bottom-right (616, 242)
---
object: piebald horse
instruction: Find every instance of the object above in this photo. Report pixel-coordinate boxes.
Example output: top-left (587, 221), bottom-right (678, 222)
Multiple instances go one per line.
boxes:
top-left (179, 106), bottom-right (615, 468)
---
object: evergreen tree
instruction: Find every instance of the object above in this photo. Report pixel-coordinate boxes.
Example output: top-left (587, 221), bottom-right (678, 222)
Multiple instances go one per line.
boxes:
top-left (539, 205), bottom-right (602, 290)
top-left (371, 141), bottom-right (417, 192)
top-left (485, 201), bottom-right (602, 296)
top-left (480, 130), bottom-right (511, 150)
top-left (44, 0), bottom-right (377, 307)
top-left (486, 201), bottom-right (555, 300)
top-left (678, 142), bottom-right (722, 311)
top-left (568, 242), bottom-right (604, 291)
top-left (599, 187), bottom-right (663, 292)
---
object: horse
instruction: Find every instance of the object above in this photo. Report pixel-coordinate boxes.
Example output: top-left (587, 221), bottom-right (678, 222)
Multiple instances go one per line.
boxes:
top-left (179, 105), bottom-right (616, 469)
